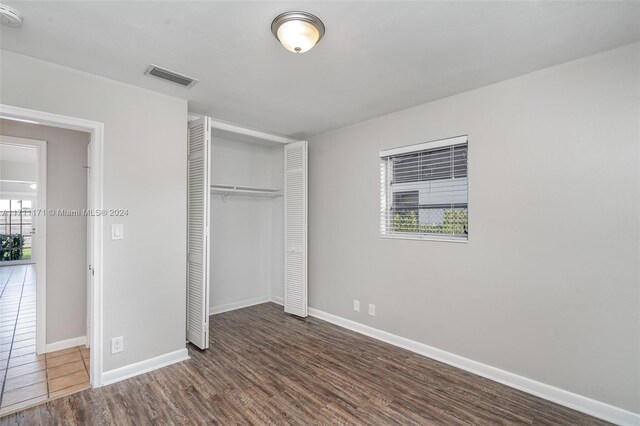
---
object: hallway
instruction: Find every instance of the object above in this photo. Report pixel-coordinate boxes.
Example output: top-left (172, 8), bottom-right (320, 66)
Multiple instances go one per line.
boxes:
top-left (0, 265), bottom-right (89, 416)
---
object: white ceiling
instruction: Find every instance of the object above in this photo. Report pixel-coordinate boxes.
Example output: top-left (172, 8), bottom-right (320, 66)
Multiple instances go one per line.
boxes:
top-left (1, 1), bottom-right (639, 138)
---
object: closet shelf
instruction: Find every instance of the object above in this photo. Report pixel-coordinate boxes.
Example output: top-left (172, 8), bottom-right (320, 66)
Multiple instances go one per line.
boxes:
top-left (210, 184), bottom-right (282, 197)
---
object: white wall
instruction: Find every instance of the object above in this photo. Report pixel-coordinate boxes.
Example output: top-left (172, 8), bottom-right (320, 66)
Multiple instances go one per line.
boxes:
top-left (0, 160), bottom-right (36, 183)
top-left (0, 50), bottom-right (188, 372)
top-left (0, 120), bottom-right (89, 344)
top-left (210, 136), bottom-right (283, 311)
top-left (0, 157), bottom-right (36, 200)
top-left (307, 43), bottom-right (640, 413)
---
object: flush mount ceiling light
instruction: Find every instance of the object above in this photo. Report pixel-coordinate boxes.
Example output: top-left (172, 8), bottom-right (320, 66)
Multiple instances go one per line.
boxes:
top-left (0, 4), bottom-right (23, 27)
top-left (271, 11), bottom-right (325, 53)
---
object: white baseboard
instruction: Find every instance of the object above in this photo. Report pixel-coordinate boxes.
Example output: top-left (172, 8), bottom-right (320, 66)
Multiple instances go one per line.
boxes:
top-left (44, 336), bottom-right (86, 353)
top-left (308, 307), bottom-right (639, 426)
top-left (269, 296), bottom-right (284, 306)
top-left (101, 348), bottom-right (189, 386)
top-left (209, 296), bottom-right (270, 315)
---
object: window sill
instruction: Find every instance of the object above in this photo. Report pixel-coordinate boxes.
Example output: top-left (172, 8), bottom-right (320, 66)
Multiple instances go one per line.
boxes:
top-left (380, 234), bottom-right (468, 243)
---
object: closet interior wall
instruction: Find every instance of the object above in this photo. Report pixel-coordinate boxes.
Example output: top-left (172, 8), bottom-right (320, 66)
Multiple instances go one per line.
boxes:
top-left (209, 135), bottom-right (284, 313)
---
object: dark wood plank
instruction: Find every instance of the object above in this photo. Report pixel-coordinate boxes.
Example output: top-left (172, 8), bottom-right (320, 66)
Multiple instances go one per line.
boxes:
top-left (0, 303), bottom-right (611, 425)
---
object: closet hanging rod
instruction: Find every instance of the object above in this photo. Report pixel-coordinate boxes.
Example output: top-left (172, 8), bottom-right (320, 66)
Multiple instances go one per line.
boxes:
top-left (210, 184), bottom-right (283, 197)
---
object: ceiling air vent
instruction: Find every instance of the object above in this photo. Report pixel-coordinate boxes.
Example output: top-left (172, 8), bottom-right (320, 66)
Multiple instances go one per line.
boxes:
top-left (144, 64), bottom-right (198, 88)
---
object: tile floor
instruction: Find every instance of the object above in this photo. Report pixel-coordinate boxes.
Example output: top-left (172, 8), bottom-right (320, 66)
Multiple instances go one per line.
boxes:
top-left (0, 265), bottom-right (90, 416)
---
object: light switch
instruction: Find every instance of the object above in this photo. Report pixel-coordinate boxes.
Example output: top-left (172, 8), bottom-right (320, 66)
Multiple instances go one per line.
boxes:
top-left (111, 224), bottom-right (124, 240)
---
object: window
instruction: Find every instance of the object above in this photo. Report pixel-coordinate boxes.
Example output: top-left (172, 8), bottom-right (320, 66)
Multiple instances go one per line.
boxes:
top-left (380, 135), bottom-right (468, 241)
top-left (0, 199), bottom-right (33, 261)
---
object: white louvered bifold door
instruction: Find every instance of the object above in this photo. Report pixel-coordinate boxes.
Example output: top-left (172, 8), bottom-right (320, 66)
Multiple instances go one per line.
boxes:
top-left (186, 116), bottom-right (211, 349)
top-left (284, 141), bottom-right (308, 317)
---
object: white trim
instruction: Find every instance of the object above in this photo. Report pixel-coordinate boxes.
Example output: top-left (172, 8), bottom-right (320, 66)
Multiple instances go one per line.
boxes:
top-left (307, 307), bottom-right (640, 426)
top-left (0, 179), bottom-right (37, 184)
top-left (101, 348), bottom-right (190, 386)
top-left (209, 296), bottom-right (270, 315)
top-left (36, 139), bottom-right (47, 355)
top-left (379, 134), bottom-right (468, 158)
top-left (1, 104), bottom-right (105, 388)
top-left (380, 235), bottom-right (469, 243)
top-left (44, 336), bottom-right (86, 353)
top-left (86, 142), bottom-right (92, 349)
top-left (209, 118), bottom-right (302, 145)
top-left (270, 296), bottom-right (284, 306)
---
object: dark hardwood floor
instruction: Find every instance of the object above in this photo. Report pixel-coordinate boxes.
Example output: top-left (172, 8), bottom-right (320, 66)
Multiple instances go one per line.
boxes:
top-left (1, 302), bottom-right (610, 425)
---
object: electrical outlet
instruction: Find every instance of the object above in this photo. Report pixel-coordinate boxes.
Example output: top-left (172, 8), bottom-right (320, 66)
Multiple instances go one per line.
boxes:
top-left (353, 300), bottom-right (360, 312)
top-left (368, 304), bottom-right (376, 316)
top-left (111, 336), bottom-right (124, 354)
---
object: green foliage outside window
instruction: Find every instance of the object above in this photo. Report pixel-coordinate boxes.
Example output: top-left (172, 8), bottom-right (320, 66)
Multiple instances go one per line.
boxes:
top-left (393, 210), bottom-right (468, 235)
top-left (0, 234), bottom-right (24, 261)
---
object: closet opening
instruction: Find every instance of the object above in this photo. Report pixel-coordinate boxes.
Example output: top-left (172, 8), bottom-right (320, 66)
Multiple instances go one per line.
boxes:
top-left (186, 117), bottom-right (308, 351)
top-left (209, 129), bottom-right (285, 316)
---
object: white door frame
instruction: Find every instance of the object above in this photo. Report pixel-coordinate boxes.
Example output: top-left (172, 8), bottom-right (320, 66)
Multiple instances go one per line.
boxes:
top-left (0, 136), bottom-right (47, 352)
top-left (86, 143), bottom-right (92, 348)
top-left (0, 104), bottom-right (104, 387)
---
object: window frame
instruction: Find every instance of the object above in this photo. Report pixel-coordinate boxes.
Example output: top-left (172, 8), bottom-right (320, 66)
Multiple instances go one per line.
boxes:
top-left (379, 135), bottom-right (469, 243)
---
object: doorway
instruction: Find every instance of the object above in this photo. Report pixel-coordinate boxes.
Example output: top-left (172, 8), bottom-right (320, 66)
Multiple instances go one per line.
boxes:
top-left (0, 104), bottom-right (104, 412)
top-left (0, 128), bottom-right (92, 413)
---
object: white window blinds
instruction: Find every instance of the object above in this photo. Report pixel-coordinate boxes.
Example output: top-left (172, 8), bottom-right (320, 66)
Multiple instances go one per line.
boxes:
top-left (380, 135), bottom-right (468, 241)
